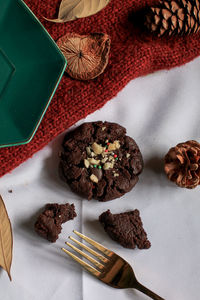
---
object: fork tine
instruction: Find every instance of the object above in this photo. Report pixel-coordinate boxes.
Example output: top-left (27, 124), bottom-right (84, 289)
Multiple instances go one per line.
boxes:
top-left (69, 236), bottom-right (109, 264)
top-left (66, 242), bottom-right (105, 270)
top-left (62, 247), bottom-right (101, 277)
top-left (73, 230), bottom-right (113, 257)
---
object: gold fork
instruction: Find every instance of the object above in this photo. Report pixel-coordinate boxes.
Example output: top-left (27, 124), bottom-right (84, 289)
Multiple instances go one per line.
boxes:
top-left (62, 230), bottom-right (165, 300)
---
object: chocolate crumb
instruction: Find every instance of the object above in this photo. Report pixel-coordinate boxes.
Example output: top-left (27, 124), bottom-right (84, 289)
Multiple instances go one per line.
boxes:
top-left (99, 209), bottom-right (151, 249)
top-left (8, 190), bottom-right (13, 193)
top-left (35, 203), bottom-right (77, 242)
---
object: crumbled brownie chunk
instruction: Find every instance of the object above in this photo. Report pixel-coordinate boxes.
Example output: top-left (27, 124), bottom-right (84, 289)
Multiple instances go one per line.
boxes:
top-left (60, 121), bottom-right (143, 202)
top-left (35, 203), bottom-right (76, 242)
top-left (99, 209), bottom-right (151, 249)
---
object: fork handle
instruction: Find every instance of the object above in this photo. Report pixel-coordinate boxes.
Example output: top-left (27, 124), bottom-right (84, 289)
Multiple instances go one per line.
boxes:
top-left (134, 282), bottom-right (165, 300)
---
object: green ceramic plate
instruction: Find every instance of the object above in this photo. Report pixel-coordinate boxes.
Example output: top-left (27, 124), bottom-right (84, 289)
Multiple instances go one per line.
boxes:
top-left (0, 0), bottom-right (67, 148)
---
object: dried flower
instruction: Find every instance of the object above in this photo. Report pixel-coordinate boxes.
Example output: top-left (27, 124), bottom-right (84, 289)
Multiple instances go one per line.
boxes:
top-left (57, 33), bottom-right (110, 80)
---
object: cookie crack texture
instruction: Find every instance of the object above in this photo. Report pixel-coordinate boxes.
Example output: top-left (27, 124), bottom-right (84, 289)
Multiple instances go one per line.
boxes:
top-left (60, 121), bottom-right (143, 201)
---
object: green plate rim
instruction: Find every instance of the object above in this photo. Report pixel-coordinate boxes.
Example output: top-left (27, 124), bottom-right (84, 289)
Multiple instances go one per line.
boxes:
top-left (0, 0), bottom-right (67, 149)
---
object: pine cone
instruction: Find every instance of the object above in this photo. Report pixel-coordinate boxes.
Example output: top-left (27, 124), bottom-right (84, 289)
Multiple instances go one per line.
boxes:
top-left (164, 140), bottom-right (200, 188)
top-left (145, 0), bottom-right (200, 36)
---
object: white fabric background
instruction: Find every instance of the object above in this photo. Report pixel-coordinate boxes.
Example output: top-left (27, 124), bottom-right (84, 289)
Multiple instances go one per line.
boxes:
top-left (0, 56), bottom-right (200, 300)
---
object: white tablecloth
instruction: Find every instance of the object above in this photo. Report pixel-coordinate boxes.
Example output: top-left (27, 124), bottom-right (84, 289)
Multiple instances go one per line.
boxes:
top-left (1, 57), bottom-right (200, 300)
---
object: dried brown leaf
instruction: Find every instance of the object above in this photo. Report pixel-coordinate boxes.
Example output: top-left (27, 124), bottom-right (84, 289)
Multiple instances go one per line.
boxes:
top-left (44, 0), bottom-right (111, 23)
top-left (57, 33), bottom-right (110, 80)
top-left (0, 195), bottom-right (13, 281)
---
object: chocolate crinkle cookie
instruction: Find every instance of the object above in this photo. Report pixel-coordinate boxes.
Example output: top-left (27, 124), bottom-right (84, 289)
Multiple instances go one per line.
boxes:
top-left (60, 121), bottom-right (143, 201)
top-left (99, 209), bottom-right (151, 249)
top-left (34, 203), bottom-right (76, 242)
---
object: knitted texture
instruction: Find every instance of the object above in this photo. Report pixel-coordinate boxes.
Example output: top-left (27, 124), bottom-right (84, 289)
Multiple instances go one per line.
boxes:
top-left (1, 0), bottom-right (200, 178)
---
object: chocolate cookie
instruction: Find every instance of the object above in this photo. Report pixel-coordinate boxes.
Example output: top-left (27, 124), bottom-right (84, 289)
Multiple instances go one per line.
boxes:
top-left (99, 209), bottom-right (151, 249)
top-left (60, 121), bottom-right (143, 201)
top-left (34, 203), bottom-right (76, 242)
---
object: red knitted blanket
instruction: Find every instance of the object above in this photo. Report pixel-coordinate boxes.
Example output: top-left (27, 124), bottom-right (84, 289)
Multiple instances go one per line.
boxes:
top-left (1, 0), bottom-right (200, 178)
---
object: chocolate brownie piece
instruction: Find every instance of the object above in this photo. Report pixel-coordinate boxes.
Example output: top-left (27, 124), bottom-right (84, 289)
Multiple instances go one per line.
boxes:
top-left (60, 121), bottom-right (143, 201)
top-left (99, 209), bottom-right (151, 249)
top-left (34, 203), bottom-right (76, 242)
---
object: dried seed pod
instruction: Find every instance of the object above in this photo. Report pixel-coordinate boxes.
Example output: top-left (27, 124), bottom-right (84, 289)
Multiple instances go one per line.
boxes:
top-left (57, 33), bottom-right (110, 80)
top-left (164, 140), bottom-right (200, 188)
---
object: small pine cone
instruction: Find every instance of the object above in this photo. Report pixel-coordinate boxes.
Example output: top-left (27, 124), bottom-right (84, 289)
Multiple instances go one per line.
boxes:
top-left (145, 0), bottom-right (200, 36)
top-left (164, 140), bottom-right (200, 188)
